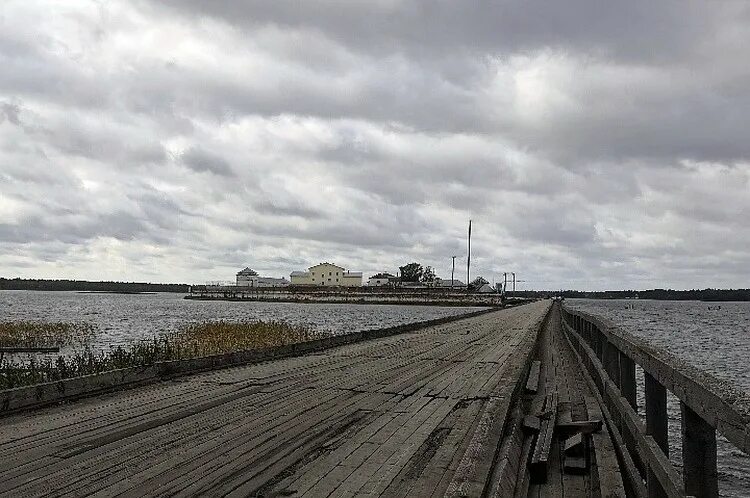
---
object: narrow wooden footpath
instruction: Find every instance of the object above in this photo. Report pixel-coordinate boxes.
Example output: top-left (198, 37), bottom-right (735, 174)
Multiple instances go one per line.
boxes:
top-left (0, 302), bottom-right (550, 497)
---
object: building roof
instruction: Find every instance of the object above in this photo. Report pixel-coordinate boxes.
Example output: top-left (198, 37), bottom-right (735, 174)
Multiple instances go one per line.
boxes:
top-left (435, 279), bottom-right (465, 287)
top-left (290, 271), bottom-right (311, 277)
top-left (343, 272), bottom-right (363, 277)
top-left (369, 272), bottom-right (396, 280)
top-left (309, 262), bottom-right (346, 271)
top-left (237, 267), bottom-right (259, 276)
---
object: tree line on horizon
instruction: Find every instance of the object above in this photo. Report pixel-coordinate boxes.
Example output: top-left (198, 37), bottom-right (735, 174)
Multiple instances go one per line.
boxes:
top-left (2, 277), bottom-right (749, 301)
top-left (512, 288), bottom-right (750, 301)
top-left (0, 278), bottom-right (189, 293)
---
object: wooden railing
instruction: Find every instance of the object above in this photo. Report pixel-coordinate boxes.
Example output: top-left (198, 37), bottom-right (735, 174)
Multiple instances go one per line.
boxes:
top-left (561, 305), bottom-right (750, 498)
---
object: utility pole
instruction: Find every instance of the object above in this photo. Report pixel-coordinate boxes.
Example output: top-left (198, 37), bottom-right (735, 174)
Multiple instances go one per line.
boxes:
top-left (512, 272), bottom-right (516, 295)
top-left (451, 256), bottom-right (456, 290)
top-left (467, 220), bottom-right (472, 291)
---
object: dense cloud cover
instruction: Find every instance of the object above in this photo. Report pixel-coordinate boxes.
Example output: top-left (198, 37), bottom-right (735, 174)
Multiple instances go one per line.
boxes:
top-left (1, 1), bottom-right (749, 289)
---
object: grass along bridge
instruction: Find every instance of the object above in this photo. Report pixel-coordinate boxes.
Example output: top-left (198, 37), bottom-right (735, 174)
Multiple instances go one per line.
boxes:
top-left (0, 301), bottom-right (747, 497)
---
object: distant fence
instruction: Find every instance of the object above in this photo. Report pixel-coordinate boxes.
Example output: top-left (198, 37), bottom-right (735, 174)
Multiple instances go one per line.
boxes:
top-left (561, 305), bottom-right (750, 498)
top-left (190, 284), bottom-right (473, 295)
top-left (187, 285), bottom-right (510, 307)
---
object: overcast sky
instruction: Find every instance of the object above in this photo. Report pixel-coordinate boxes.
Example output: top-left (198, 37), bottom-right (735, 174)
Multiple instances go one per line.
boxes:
top-left (1, 1), bottom-right (749, 290)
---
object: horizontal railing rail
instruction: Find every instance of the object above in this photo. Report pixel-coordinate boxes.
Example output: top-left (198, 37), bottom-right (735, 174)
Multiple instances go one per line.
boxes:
top-left (561, 305), bottom-right (750, 498)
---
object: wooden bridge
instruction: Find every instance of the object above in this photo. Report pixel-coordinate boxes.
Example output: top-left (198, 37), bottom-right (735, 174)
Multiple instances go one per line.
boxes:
top-left (0, 301), bottom-right (748, 497)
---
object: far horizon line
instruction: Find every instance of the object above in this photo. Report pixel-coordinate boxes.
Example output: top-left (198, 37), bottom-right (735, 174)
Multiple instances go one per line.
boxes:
top-left (1, 276), bottom-right (749, 294)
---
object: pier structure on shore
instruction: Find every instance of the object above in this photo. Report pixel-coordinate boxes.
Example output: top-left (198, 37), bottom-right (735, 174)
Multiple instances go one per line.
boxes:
top-left (185, 284), bottom-right (507, 307)
top-left (1, 301), bottom-right (748, 497)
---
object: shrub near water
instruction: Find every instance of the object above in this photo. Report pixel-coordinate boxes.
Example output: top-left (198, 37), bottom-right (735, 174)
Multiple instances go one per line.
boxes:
top-left (169, 320), bottom-right (324, 357)
top-left (0, 320), bottom-right (324, 389)
top-left (0, 321), bottom-right (95, 348)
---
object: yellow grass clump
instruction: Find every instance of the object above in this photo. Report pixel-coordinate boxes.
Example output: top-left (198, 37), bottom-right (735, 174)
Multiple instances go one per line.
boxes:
top-left (1, 320), bottom-right (326, 389)
top-left (0, 321), bottom-right (95, 348)
top-left (167, 320), bottom-right (325, 357)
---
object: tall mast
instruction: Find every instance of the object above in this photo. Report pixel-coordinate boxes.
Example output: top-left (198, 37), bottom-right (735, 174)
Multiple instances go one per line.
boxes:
top-left (467, 220), bottom-right (472, 289)
top-left (451, 256), bottom-right (456, 290)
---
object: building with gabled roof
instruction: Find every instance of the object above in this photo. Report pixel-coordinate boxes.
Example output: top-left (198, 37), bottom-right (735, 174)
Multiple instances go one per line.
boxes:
top-left (290, 262), bottom-right (362, 287)
top-left (236, 267), bottom-right (290, 287)
top-left (367, 272), bottom-right (397, 287)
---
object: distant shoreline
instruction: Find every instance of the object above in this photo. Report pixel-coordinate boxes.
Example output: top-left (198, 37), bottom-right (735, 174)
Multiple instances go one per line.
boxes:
top-left (184, 294), bottom-right (509, 307)
top-left (0, 278), bottom-right (188, 294)
top-left (77, 291), bottom-right (157, 295)
top-left (2, 278), bottom-right (749, 302)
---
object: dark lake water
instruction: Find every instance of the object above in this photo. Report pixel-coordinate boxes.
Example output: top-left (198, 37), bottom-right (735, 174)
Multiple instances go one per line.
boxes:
top-left (0, 290), bottom-right (484, 350)
top-left (566, 299), bottom-right (750, 497)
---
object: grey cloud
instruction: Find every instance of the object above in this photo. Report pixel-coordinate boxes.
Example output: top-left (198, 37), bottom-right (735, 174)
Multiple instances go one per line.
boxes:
top-left (180, 147), bottom-right (234, 176)
top-left (252, 198), bottom-right (324, 219)
top-left (156, 1), bottom-right (717, 63)
top-left (0, 211), bottom-right (147, 245)
top-left (0, 101), bottom-right (21, 125)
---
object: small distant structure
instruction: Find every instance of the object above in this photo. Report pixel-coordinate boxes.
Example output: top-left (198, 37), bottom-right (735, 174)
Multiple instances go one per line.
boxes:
top-left (290, 262), bottom-right (363, 287)
top-left (236, 267), bottom-right (290, 287)
top-left (468, 277), bottom-right (494, 293)
top-left (401, 282), bottom-right (427, 289)
top-left (434, 278), bottom-right (466, 289)
top-left (476, 283), bottom-right (496, 293)
top-left (367, 272), bottom-right (397, 287)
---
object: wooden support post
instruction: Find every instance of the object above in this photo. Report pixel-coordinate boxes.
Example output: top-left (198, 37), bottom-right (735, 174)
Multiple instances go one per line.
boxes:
top-left (645, 372), bottom-right (668, 498)
top-left (584, 320), bottom-right (591, 344)
top-left (681, 402), bottom-right (718, 498)
top-left (645, 373), bottom-right (668, 455)
top-left (607, 344), bottom-right (621, 388)
top-left (619, 353), bottom-right (637, 411)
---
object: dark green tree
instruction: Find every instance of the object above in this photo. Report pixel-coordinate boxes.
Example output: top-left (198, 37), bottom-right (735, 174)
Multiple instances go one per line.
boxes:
top-left (399, 263), bottom-right (423, 282)
top-left (421, 266), bottom-right (436, 284)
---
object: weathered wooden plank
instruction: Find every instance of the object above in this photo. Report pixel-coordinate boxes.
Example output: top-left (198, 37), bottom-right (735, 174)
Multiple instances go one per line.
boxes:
top-left (530, 393), bottom-right (558, 483)
top-left (9, 385), bottom-right (355, 496)
top-left (526, 360), bottom-right (542, 393)
top-left (563, 319), bottom-right (650, 498)
top-left (584, 395), bottom-right (627, 498)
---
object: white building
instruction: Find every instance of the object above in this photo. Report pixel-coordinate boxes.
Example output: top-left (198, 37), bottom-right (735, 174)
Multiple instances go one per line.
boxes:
top-left (290, 262), bottom-right (363, 287)
top-left (236, 267), bottom-right (290, 287)
top-left (367, 272), bottom-right (396, 287)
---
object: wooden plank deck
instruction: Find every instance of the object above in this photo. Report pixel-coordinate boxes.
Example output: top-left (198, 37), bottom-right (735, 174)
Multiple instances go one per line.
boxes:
top-left (0, 301), bottom-right (550, 497)
top-left (526, 302), bottom-right (627, 498)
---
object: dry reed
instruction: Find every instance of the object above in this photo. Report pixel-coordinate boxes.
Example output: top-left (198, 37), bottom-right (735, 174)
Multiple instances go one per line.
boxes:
top-left (0, 320), bottom-right (325, 389)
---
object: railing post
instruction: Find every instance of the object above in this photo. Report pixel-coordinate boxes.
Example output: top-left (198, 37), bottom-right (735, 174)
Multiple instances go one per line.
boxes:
top-left (645, 373), bottom-right (668, 455)
top-left (681, 402), bottom-right (718, 498)
top-left (619, 352), bottom-right (637, 411)
top-left (645, 372), bottom-right (668, 498)
top-left (608, 344), bottom-right (621, 388)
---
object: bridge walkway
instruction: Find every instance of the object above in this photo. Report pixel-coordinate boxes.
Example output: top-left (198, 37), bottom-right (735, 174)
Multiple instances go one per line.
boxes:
top-left (0, 302), bottom-right (551, 497)
top-left (521, 302), bottom-right (626, 498)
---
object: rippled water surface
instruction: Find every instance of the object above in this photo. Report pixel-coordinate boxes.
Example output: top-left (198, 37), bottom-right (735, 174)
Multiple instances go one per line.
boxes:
top-left (566, 299), bottom-right (750, 497)
top-left (0, 290), bottom-right (483, 349)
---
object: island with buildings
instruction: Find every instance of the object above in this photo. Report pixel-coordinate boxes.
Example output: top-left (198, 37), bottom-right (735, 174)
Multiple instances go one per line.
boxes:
top-left (186, 261), bottom-right (510, 306)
